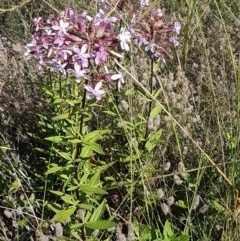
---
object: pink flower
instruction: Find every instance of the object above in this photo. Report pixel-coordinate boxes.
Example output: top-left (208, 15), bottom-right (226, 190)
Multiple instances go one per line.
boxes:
top-left (68, 63), bottom-right (89, 83)
top-left (140, 0), bottom-right (150, 7)
top-left (95, 45), bottom-right (109, 65)
top-left (51, 59), bottom-right (67, 76)
top-left (33, 17), bottom-right (42, 31)
top-left (52, 19), bottom-right (69, 34)
top-left (54, 33), bottom-right (65, 46)
top-left (84, 81), bottom-right (106, 101)
top-left (111, 72), bottom-right (124, 90)
top-left (118, 27), bottom-right (131, 51)
top-left (72, 44), bottom-right (90, 68)
top-left (174, 21), bottom-right (181, 35)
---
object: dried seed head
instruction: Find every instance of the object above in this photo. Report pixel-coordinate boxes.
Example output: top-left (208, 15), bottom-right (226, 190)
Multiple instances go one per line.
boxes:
top-left (152, 77), bottom-right (157, 87)
top-left (153, 114), bottom-right (161, 127)
top-left (163, 162), bottom-right (171, 171)
top-left (4, 209), bottom-right (13, 219)
top-left (143, 184), bottom-right (150, 196)
top-left (183, 146), bottom-right (188, 155)
top-left (147, 117), bottom-right (154, 130)
top-left (199, 204), bottom-right (208, 214)
top-left (55, 222), bottom-right (63, 237)
top-left (29, 193), bottom-right (35, 202)
top-left (77, 209), bottom-right (85, 220)
top-left (20, 194), bottom-right (25, 200)
top-left (192, 195), bottom-right (200, 210)
top-left (118, 233), bottom-right (127, 241)
top-left (128, 222), bottom-right (135, 241)
top-left (156, 188), bottom-right (165, 200)
top-left (118, 100), bottom-right (129, 112)
top-left (117, 122), bottom-right (123, 128)
top-left (131, 137), bottom-right (138, 148)
top-left (142, 72), bottom-right (149, 81)
top-left (116, 225), bottom-right (127, 241)
top-left (91, 229), bottom-right (99, 237)
top-left (174, 174), bottom-right (183, 185)
top-left (39, 235), bottom-right (49, 241)
top-left (178, 162), bottom-right (186, 178)
top-left (167, 196), bottom-right (175, 206)
top-left (161, 203), bottom-right (170, 216)
top-left (17, 206), bottom-right (23, 215)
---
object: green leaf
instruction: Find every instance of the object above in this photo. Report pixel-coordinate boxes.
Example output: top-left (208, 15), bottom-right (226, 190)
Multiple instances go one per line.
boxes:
top-left (70, 223), bottom-right (84, 230)
top-left (163, 220), bottom-right (174, 239)
top-left (71, 230), bottom-right (82, 240)
top-left (175, 200), bottom-right (187, 209)
top-left (145, 130), bottom-right (162, 152)
top-left (84, 130), bottom-right (110, 142)
top-left (150, 105), bottom-right (162, 119)
top-left (45, 164), bottom-right (63, 175)
top-left (90, 200), bottom-right (106, 222)
top-left (85, 221), bottom-right (116, 230)
top-left (153, 57), bottom-right (161, 73)
top-left (98, 161), bottom-right (115, 171)
top-left (153, 89), bottom-right (162, 99)
top-left (67, 186), bottom-right (79, 191)
top-left (69, 139), bottom-right (82, 144)
top-left (55, 151), bottom-right (72, 161)
top-left (83, 142), bottom-right (104, 155)
top-left (89, 171), bottom-right (101, 186)
top-left (78, 204), bottom-right (93, 210)
top-left (80, 186), bottom-right (108, 195)
top-left (80, 146), bottom-right (92, 158)
top-left (53, 98), bottom-right (64, 104)
top-left (134, 83), bottom-right (151, 101)
top-left (9, 179), bottom-right (21, 192)
top-left (45, 136), bottom-right (63, 143)
top-left (52, 113), bottom-right (69, 121)
top-left (61, 194), bottom-right (76, 205)
top-left (52, 206), bottom-right (76, 222)
top-left (66, 99), bottom-right (75, 106)
top-left (49, 190), bottom-right (64, 196)
top-left (103, 110), bottom-right (117, 116)
top-left (17, 218), bottom-right (28, 228)
top-left (210, 200), bottom-right (225, 212)
top-left (60, 174), bottom-right (70, 180)
top-left (47, 202), bottom-right (62, 213)
top-left (42, 88), bottom-right (53, 96)
top-left (173, 235), bottom-right (190, 241)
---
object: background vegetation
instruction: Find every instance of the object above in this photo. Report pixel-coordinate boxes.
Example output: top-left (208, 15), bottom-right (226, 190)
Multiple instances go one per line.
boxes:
top-left (0, 0), bottom-right (240, 240)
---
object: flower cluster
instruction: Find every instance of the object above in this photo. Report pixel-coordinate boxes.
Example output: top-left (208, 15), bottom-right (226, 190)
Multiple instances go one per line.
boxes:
top-left (130, 9), bottom-right (181, 60)
top-left (25, 2), bottom-right (180, 100)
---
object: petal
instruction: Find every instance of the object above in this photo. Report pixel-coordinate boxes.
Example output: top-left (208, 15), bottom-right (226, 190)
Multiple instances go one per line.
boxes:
top-left (96, 95), bottom-right (102, 101)
top-left (81, 44), bottom-right (88, 54)
top-left (74, 63), bottom-right (80, 72)
top-left (123, 42), bottom-right (129, 51)
top-left (84, 85), bottom-right (94, 92)
top-left (97, 90), bottom-right (105, 95)
top-left (111, 74), bottom-right (122, 80)
top-left (87, 93), bottom-right (94, 99)
top-left (94, 81), bottom-right (103, 91)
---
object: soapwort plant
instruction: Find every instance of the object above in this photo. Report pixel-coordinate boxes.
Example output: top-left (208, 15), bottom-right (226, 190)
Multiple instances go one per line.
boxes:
top-left (25, 1), bottom-right (180, 238)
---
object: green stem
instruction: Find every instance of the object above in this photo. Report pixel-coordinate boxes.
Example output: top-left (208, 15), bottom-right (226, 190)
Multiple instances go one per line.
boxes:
top-left (142, 57), bottom-right (154, 149)
top-left (74, 87), bottom-right (87, 200)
